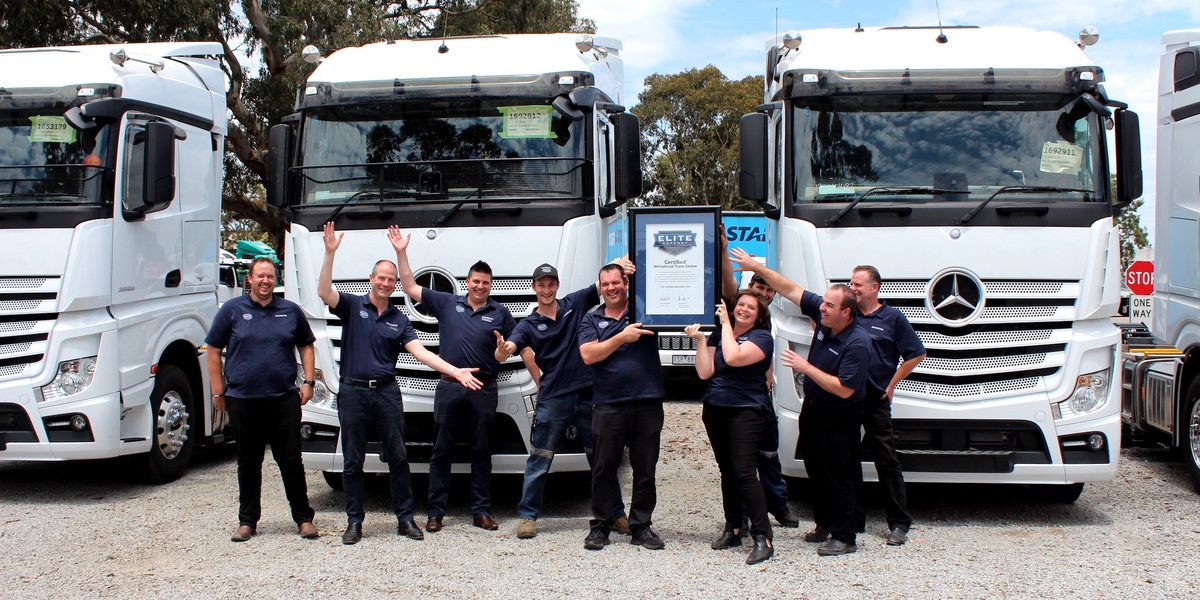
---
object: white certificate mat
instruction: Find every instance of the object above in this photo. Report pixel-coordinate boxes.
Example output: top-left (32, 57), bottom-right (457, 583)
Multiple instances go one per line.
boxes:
top-left (645, 222), bottom-right (706, 315)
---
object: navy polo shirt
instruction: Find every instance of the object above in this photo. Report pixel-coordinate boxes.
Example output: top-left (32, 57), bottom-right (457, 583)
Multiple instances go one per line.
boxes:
top-left (857, 303), bottom-right (926, 390)
top-left (508, 285), bottom-right (599, 401)
top-left (798, 290), bottom-right (872, 407)
top-left (332, 292), bottom-right (418, 380)
top-left (577, 305), bottom-right (664, 404)
top-left (206, 295), bottom-right (315, 398)
top-left (702, 327), bottom-right (773, 409)
top-left (420, 288), bottom-right (515, 378)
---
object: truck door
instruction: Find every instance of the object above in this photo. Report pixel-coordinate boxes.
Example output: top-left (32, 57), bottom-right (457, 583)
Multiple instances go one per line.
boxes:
top-left (594, 110), bottom-right (627, 263)
top-left (111, 114), bottom-right (183, 305)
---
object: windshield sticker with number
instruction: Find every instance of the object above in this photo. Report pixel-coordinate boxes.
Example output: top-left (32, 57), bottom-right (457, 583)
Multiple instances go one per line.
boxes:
top-left (28, 115), bottom-right (77, 144)
top-left (498, 105), bottom-right (554, 139)
top-left (1039, 140), bottom-right (1082, 175)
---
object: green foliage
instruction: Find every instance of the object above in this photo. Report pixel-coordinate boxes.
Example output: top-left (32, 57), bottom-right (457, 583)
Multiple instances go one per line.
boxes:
top-left (1111, 174), bottom-right (1150, 271)
top-left (636, 66), bottom-right (764, 210)
top-left (1, 0), bottom-right (592, 247)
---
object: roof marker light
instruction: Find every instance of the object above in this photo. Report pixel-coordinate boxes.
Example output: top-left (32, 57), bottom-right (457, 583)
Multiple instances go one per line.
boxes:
top-left (1078, 26), bottom-right (1099, 48)
top-left (782, 31), bottom-right (802, 50)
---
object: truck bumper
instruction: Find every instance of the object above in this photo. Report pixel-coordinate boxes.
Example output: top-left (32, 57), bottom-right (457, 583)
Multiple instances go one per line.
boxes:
top-left (0, 380), bottom-right (123, 461)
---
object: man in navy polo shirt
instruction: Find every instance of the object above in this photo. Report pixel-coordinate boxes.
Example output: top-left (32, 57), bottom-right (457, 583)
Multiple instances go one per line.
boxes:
top-left (578, 263), bottom-right (666, 551)
top-left (495, 262), bottom-right (632, 540)
top-left (850, 265), bottom-right (925, 546)
top-left (319, 223), bottom-right (482, 545)
top-left (391, 226), bottom-right (516, 533)
top-left (207, 258), bottom-right (319, 543)
top-left (781, 284), bottom-right (872, 556)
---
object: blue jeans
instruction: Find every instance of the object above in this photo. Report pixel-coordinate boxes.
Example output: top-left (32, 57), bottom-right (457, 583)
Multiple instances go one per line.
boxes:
top-left (427, 380), bottom-right (497, 518)
top-left (338, 382), bottom-right (415, 524)
top-left (516, 388), bottom-right (625, 520)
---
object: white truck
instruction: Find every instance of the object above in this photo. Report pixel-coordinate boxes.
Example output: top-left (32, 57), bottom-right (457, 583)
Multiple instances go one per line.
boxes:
top-left (0, 42), bottom-right (229, 482)
top-left (738, 25), bottom-right (1143, 501)
top-left (266, 34), bottom-right (640, 486)
top-left (1121, 28), bottom-right (1200, 492)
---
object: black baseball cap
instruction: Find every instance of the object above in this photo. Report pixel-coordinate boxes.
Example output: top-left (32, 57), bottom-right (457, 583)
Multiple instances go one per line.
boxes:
top-left (532, 263), bottom-right (559, 281)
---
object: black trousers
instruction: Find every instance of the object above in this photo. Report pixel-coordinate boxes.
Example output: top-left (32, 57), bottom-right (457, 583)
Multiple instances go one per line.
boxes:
top-left (855, 384), bottom-right (913, 530)
top-left (227, 392), bottom-right (315, 527)
top-left (800, 401), bottom-right (862, 544)
top-left (590, 400), bottom-right (664, 533)
top-left (428, 380), bottom-right (498, 518)
top-left (703, 404), bottom-right (772, 538)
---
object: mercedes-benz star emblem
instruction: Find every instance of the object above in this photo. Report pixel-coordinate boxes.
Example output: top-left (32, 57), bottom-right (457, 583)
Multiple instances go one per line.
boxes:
top-left (926, 270), bottom-right (985, 325)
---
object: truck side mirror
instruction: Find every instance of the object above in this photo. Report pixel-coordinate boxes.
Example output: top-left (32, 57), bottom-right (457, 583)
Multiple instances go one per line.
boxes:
top-left (612, 112), bottom-right (641, 204)
top-left (142, 121), bottom-right (176, 207)
top-left (739, 113), bottom-right (768, 203)
top-left (268, 123), bottom-right (293, 209)
top-left (1114, 109), bottom-right (1142, 207)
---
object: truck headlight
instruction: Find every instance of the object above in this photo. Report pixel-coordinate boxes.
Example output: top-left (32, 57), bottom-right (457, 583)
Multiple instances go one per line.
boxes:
top-left (297, 366), bottom-right (336, 410)
top-left (1054, 370), bottom-right (1109, 420)
top-left (41, 357), bottom-right (98, 402)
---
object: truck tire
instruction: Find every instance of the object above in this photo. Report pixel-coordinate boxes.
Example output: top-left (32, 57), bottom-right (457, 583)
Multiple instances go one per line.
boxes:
top-left (1184, 379), bottom-right (1200, 493)
top-left (141, 366), bottom-right (195, 483)
top-left (323, 471), bottom-right (344, 491)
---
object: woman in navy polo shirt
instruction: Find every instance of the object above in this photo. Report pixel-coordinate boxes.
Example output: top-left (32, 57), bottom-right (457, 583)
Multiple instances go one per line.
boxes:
top-left (685, 289), bottom-right (775, 565)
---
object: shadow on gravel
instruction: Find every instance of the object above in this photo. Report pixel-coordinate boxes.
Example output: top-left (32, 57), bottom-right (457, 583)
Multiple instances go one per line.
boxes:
top-left (0, 443), bottom-right (238, 504)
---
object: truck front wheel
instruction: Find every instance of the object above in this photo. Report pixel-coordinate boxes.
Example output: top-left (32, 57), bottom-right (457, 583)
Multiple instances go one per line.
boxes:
top-left (141, 365), bottom-right (195, 483)
top-left (1184, 379), bottom-right (1200, 493)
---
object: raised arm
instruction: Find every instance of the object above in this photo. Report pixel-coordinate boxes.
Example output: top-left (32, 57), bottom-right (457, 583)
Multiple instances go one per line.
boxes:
top-left (730, 247), bottom-right (806, 306)
top-left (715, 304), bottom-right (766, 367)
top-left (388, 225), bottom-right (423, 302)
top-left (720, 226), bottom-right (739, 302)
top-left (318, 222), bottom-right (344, 309)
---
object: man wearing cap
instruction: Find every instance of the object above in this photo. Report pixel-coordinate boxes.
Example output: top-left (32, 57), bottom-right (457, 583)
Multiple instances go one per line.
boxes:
top-left (319, 223), bottom-right (482, 545)
top-left (391, 226), bottom-right (516, 533)
top-left (496, 262), bottom-right (633, 539)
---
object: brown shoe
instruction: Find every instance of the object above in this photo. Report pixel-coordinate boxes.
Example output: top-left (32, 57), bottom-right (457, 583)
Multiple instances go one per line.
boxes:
top-left (612, 516), bottom-right (632, 535)
top-left (230, 524), bottom-right (255, 542)
top-left (425, 516), bottom-right (444, 533)
top-left (298, 521), bottom-right (319, 539)
top-left (473, 514), bottom-right (499, 530)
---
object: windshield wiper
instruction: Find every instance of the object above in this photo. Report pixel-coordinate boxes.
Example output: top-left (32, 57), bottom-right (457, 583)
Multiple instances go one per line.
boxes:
top-left (957, 185), bottom-right (1093, 224)
top-left (825, 186), bottom-right (934, 226)
top-left (319, 188), bottom-right (432, 224)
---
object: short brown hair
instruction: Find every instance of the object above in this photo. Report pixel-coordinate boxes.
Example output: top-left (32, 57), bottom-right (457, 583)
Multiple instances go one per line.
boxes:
top-left (853, 265), bottom-right (881, 285)
top-left (829, 283), bottom-right (857, 311)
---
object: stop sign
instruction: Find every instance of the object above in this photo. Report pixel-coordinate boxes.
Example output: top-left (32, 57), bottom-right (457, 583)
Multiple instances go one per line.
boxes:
top-left (1126, 260), bottom-right (1154, 295)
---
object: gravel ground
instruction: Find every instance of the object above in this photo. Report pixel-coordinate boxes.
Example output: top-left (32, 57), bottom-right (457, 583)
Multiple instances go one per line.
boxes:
top-left (2, 400), bottom-right (1199, 599)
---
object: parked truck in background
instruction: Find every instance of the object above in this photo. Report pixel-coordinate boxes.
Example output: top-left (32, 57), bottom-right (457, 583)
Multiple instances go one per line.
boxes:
top-left (266, 34), bottom-right (640, 486)
top-left (1121, 28), bottom-right (1200, 492)
top-left (0, 42), bottom-right (229, 482)
top-left (738, 25), bottom-right (1143, 501)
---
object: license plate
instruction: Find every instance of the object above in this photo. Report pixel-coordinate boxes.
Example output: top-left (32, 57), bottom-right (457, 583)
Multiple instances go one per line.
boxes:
top-left (671, 355), bottom-right (696, 365)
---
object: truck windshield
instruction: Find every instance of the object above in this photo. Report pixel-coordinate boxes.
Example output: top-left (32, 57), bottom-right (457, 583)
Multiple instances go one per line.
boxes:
top-left (789, 94), bottom-right (1104, 204)
top-left (296, 99), bottom-right (587, 205)
top-left (0, 110), bottom-right (108, 205)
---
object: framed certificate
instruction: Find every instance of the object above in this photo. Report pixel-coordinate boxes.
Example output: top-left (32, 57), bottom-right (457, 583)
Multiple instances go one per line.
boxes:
top-left (628, 206), bottom-right (722, 330)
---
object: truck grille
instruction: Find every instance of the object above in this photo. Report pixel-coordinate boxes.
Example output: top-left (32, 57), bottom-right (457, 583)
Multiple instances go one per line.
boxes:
top-left (0, 277), bottom-right (58, 381)
top-left (834, 278), bottom-right (1077, 401)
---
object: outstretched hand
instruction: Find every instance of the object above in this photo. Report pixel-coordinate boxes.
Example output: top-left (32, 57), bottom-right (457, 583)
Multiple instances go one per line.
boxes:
top-left (454, 367), bottom-right (483, 390)
top-left (387, 225), bottom-right (410, 254)
top-left (729, 247), bottom-right (761, 273)
top-left (619, 322), bottom-right (655, 344)
top-left (494, 330), bottom-right (515, 360)
top-left (780, 348), bottom-right (810, 374)
top-left (323, 221), bottom-right (344, 253)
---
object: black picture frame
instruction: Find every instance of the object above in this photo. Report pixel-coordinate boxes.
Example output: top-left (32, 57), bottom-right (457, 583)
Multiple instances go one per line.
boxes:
top-left (628, 206), bottom-right (722, 331)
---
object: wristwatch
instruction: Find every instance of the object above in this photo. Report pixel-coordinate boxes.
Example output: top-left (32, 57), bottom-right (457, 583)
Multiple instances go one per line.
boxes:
top-left (302, 380), bottom-right (315, 386)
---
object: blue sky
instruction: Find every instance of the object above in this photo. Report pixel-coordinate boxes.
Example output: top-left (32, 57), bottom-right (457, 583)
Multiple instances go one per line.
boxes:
top-left (576, 0), bottom-right (1200, 244)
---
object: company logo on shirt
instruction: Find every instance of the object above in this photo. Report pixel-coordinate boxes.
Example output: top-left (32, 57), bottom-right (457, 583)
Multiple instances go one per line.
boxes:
top-left (482, 316), bottom-right (494, 323)
top-left (359, 309), bottom-right (369, 319)
top-left (827, 348), bottom-right (840, 356)
top-left (275, 314), bottom-right (289, 318)
top-left (242, 313), bottom-right (253, 321)
top-left (816, 331), bottom-right (824, 341)
top-left (386, 321), bottom-right (398, 329)
top-left (537, 323), bottom-right (548, 331)
top-left (653, 230), bottom-right (698, 256)
top-left (598, 321), bottom-right (610, 329)
top-left (456, 305), bottom-right (465, 313)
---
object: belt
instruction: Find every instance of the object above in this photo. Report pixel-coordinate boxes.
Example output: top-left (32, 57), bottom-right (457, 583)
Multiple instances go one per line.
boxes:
top-left (440, 373), bottom-right (496, 385)
top-left (339, 377), bottom-right (394, 388)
